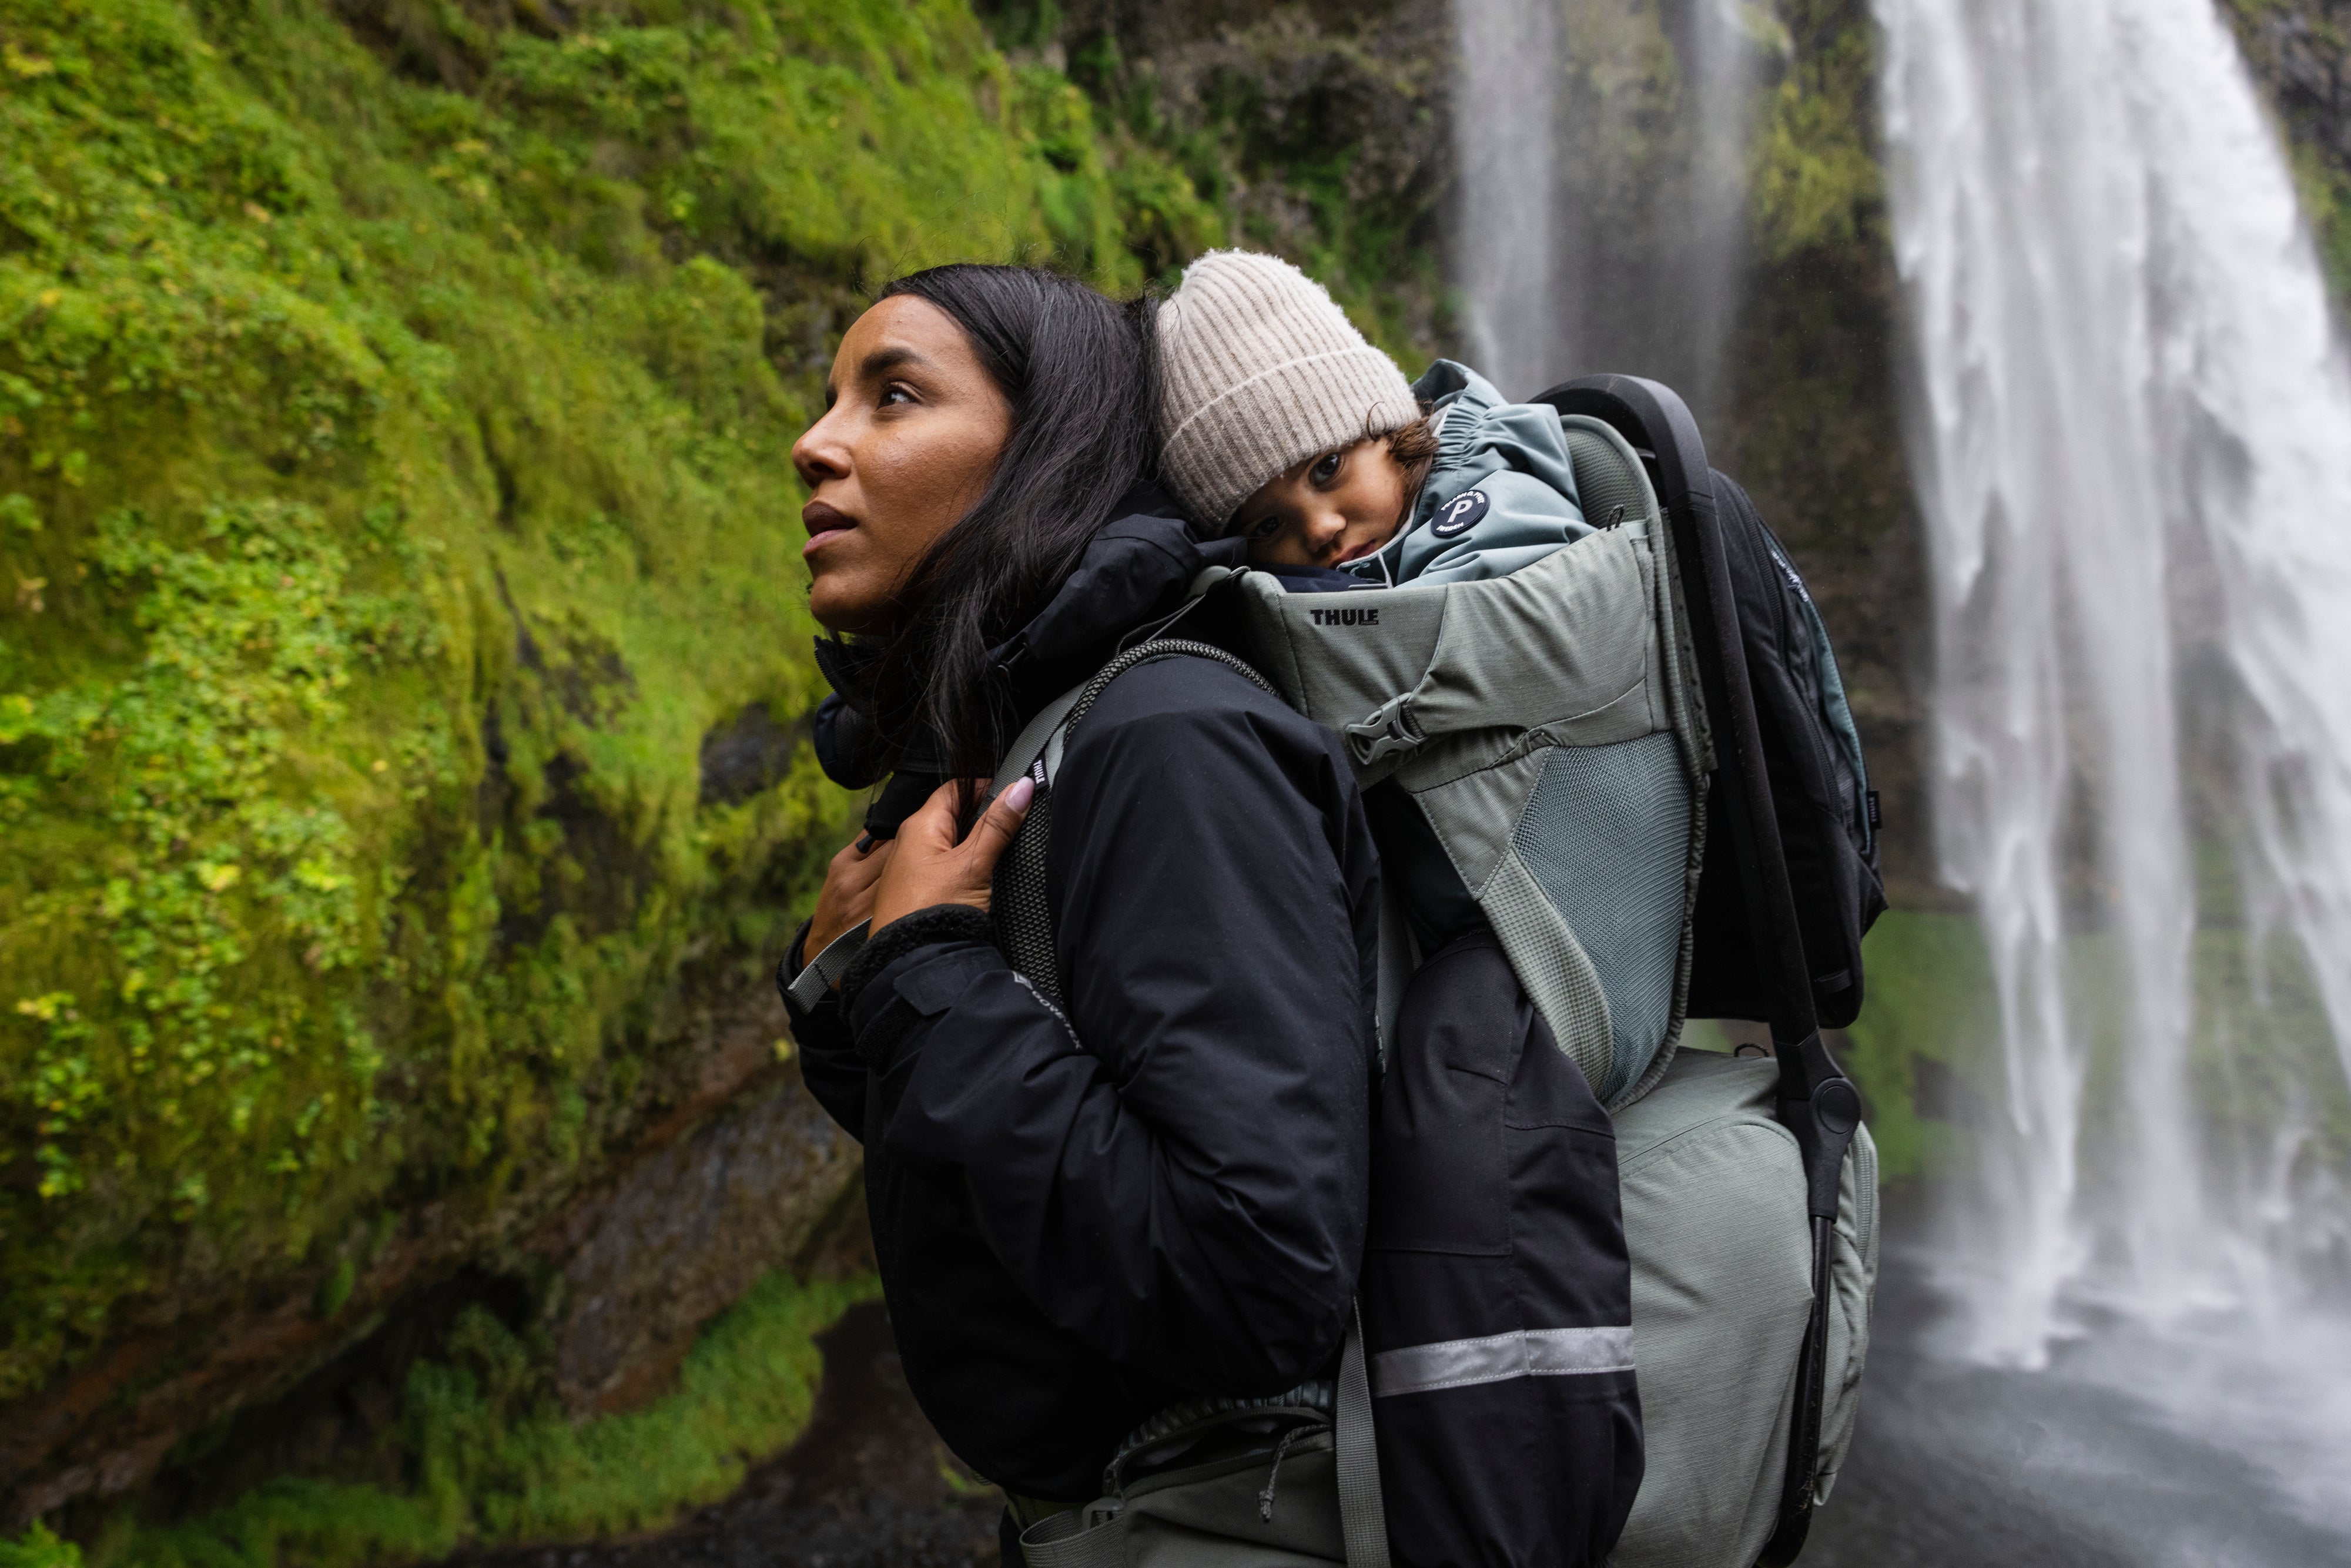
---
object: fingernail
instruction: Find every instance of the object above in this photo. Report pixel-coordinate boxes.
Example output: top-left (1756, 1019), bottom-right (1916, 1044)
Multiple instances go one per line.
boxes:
top-left (1002, 775), bottom-right (1034, 813)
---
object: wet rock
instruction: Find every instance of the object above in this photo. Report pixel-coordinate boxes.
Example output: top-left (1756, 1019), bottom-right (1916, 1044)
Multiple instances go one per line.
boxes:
top-left (698, 703), bottom-right (810, 809)
top-left (540, 1067), bottom-right (859, 1415)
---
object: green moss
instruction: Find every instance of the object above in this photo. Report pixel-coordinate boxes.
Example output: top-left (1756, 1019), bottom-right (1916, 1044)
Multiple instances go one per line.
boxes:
top-left (0, 0), bottom-right (1215, 1406)
top-left (1839, 912), bottom-right (1995, 1182)
top-left (1749, 0), bottom-right (1883, 264)
top-left (1047, 12), bottom-right (1443, 367)
top-left (2284, 136), bottom-right (2351, 305)
top-left (102, 1269), bottom-right (878, 1568)
top-left (0, 1526), bottom-right (83, 1568)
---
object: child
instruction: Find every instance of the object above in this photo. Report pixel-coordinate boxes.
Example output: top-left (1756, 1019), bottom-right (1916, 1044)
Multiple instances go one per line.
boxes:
top-left (1154, 249), bottom-right (1596, 588)
top-left (1150, 249), bottom-right (1645, 1567)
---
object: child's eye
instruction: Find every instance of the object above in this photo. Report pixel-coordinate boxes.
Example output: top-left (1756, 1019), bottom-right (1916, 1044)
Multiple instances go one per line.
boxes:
top-left (1311, 451), bottom-right (1344, 484)
top-left (1249, 516), bottom-right (1281, 540)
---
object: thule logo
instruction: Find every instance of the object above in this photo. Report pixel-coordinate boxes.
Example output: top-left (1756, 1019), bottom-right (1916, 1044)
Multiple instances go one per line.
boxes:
top-left (1310, 607), bottom-right (1381, 626)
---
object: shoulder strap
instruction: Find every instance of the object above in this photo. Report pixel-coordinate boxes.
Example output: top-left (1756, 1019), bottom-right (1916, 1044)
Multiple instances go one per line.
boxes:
top-left (992, 637), bottom-right (1273, 1010)
top-left (1338, 1305), bottom-right (1394, 1567)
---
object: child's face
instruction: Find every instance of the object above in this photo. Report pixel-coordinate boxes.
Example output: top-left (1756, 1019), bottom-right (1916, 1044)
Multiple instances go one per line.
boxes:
top-left (1231, 437), bottom-right (1411, 569)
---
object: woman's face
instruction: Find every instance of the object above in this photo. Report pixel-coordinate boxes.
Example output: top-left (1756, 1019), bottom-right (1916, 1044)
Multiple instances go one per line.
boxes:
top-left (792, 296), bottom-right (1014, 634)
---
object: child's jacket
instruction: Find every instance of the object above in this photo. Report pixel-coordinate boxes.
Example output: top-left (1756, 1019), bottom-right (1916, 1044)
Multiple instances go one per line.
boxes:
top-left (1342, 360), bottom-right (1595, 588)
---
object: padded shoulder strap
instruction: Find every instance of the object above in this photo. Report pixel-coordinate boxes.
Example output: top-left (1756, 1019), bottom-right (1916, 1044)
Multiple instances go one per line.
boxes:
top-left (1058, 637), bottom-right (1273, 777)
top-left (991, 679), bottom-right (1088, 800)
top-left (990, 638), bottom-right (1274, 1009)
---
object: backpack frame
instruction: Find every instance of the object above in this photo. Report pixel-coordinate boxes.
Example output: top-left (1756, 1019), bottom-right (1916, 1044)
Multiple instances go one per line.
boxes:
top-left (1534, 375), bottom-right (1863, 1564)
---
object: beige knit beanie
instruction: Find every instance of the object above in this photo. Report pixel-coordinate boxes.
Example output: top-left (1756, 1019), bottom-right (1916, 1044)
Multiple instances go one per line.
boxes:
top-left (1156, 250), bottom-right (1422, 532)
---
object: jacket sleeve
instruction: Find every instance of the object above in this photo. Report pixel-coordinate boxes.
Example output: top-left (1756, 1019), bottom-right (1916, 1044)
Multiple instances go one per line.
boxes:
top-left (842, 661), bottom-right (1379, 1398)
top-left (778, 920), bottom-right (869, 1140)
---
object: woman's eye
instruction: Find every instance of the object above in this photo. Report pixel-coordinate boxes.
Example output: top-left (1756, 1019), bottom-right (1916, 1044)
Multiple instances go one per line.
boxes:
top-left (879, 383), bottom-right (915, 407)
top-left (1311, 452), bottom-right (1342, 484)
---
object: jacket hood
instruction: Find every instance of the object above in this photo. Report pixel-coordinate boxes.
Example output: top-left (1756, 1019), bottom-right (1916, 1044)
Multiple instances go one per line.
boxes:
top-left (812, 484), bottom-right (1243, 798)
top-left (1341, 359), bottom-right (1587, 587)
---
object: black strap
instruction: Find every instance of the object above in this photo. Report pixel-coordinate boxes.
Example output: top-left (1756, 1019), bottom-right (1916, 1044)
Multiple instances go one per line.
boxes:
top-left (992, 637), bottom-right (1272, 1011)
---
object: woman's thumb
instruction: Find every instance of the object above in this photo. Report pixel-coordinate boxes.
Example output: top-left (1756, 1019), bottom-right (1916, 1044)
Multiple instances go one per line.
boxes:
top-left (963, 775), bottom-right (1034, 866)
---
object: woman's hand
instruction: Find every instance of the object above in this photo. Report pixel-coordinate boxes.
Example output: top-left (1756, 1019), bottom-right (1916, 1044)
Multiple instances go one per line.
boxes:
top-left (808, 833), bottom-right (896, 960)
top-left (869, 776), bottom-right (1034, 934)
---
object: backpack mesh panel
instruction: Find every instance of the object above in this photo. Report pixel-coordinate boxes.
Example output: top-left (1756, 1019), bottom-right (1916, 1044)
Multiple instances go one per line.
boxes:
top-left (1561, 422), bottom-right (1653, 531)
top-left (1511, 732), bottom-right (1693, 1100)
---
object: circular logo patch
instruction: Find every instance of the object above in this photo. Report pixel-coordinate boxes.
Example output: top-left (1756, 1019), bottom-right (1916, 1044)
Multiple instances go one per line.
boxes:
top-left (1431, 488), bottom-right (1490, 540)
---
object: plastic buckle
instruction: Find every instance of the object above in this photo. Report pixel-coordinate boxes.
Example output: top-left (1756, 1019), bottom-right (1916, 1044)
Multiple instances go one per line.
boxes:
top-left (1345, 694), bottom-right (1423, 768)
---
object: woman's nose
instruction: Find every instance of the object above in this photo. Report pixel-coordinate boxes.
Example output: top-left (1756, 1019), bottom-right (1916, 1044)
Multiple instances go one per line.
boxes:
top-left (792, 408), bottom-right (852, 489)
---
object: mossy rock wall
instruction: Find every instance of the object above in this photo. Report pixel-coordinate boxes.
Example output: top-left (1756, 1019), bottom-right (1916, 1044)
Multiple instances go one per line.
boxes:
top-left (0, 0), bottom-right (1225, 1525)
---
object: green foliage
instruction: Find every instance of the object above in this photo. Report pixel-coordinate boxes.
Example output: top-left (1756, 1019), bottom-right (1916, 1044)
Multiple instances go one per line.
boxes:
top-left (1051, 14), bottom-right (1441, 366)
top-left (1840, 912), bottom-right (1995, 1182)
top-left (2285, 138), bottom-right (2351, 306)
top-left (110, 1270), bottom-right (878, 1568)
top-left (0, 0), bottom-right (1214, 1405)
top-left (1749, 0), bottom-right (1884, 264)
top-left (8, 501), bottom-right (420, 1206)
top-left (0, 1525), bottom-right (84, 1568)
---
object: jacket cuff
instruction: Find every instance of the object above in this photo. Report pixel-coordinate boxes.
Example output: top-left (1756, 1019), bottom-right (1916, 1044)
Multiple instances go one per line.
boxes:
top-left (775, 919), bottom-right (821, 1016)
top-left (777, 917), bottom-right (865, 1065)
top-left (839, 904), bottom-right (999, 1069)
top-left (839, 904), bottom-right (995, 1011)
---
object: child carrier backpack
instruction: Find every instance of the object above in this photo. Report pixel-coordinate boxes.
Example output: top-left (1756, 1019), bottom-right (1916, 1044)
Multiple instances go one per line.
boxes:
top-left (989, 374), bottom-right (1879, 1568)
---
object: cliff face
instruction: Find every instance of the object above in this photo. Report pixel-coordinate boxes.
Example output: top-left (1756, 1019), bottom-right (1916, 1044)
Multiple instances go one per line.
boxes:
top-left (2226, 0), bottom-right (2351, 295)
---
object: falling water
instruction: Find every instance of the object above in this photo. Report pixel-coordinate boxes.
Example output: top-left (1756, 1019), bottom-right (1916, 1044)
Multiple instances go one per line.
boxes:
top-left (1452, 0), bottom-right (1765, 408)
top-left (1874, 0), bottom-right (2351, 1419)
top-left (1453, 0), bottom-right (1559, 398)
top-left (1680, 0), bottom-right (1769, 425)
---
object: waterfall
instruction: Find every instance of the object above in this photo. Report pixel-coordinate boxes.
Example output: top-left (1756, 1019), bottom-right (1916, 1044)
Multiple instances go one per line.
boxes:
top-left (1452, 0), bottom-right (1763, 409)
top-left (1874, 0), bottom-right (2351, 1378)
top-left (1453, 0), bottom-right (1559, 398)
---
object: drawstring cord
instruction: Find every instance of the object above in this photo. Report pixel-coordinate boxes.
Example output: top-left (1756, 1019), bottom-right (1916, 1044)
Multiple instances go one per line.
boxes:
top-left (1258, 1425), bottom-right (1307, 1523)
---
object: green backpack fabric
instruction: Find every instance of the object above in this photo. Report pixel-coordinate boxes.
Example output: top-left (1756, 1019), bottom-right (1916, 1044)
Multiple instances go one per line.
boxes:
top-left (1230, 414), bottom-right (1703, 1107)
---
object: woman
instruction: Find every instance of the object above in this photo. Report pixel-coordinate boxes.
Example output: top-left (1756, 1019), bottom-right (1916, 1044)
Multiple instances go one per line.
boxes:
top-left (776, 265), bottom-right (1382, 1557)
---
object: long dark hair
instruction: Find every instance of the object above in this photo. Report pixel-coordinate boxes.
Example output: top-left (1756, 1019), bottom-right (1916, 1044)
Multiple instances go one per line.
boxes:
top-left (852, 264), bottom-right (1157, 793)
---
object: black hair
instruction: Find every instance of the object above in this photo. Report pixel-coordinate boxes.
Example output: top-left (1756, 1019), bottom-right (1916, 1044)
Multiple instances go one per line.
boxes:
top-left (852, 264), bottom-right (1157, 801)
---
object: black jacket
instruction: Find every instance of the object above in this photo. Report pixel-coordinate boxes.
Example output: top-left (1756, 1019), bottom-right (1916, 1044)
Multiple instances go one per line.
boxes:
top-left (1364, 932), bottom-right (1643, 1566)
top-left (783, 492), bottom-right (1384, 1503)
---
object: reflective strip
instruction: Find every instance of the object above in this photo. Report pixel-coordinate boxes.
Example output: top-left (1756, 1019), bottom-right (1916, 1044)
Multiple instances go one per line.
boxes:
top-left (1369, 1325), bottom-right (1635, 1398)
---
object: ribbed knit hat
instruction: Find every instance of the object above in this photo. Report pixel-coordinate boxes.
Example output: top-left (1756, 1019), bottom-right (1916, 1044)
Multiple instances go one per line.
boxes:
top-left (1156, 251), bottom-right (1422, 532)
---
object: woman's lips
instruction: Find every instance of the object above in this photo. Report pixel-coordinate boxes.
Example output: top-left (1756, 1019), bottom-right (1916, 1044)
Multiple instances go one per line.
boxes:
top-left (802, 501), bottom-right (854, 558)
